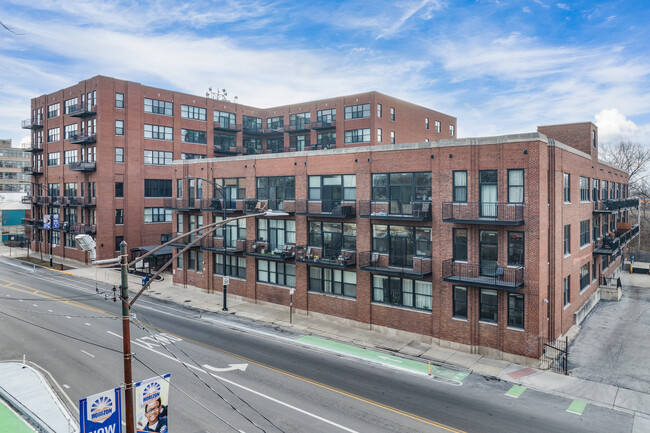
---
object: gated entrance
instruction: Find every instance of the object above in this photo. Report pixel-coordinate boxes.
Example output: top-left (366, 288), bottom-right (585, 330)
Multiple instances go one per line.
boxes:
top-left (542, 336), bottom-right (568, 375)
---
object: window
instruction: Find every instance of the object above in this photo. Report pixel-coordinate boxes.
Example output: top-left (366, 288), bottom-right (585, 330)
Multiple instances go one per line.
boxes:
top-left (144, 150), bottom-right (173, 165)
top-left (344, 128), bottom-right (370, 143)
top-left (563, 276), bottom-right (570, 306)
top-left (309, 222), bottom-right (356, 251)
top-left (161, 233), bottom-right (172, 244)
top-left (115, 236), bottom-right (123, 252)
top-left (48, 127), bottom-right (60, 142)
top-left (377, 103), bottom-right (382, 118)
top-left (243, 115), bottom-right (262, 132)
top-left (580, 220), bottom-right (590, 246)
top-left (115, 209), bottom-right (124, 225)
top-left (181, 129), bottom-right (207, 144)
top-left (115, 182), bottom-right (124, 198)
top-left (47, 152), bottom-right (60, 166)
top-left (64, 124), bottom-right (77, 140)
top-left (115, 120), bottom-right (124, 136)
top-left (181, 104), bottom-right (206, 121)
top-left (47, 103), bottom-right (60, 119)
top-left (425, 117), bottom-right (430, 130)
top-left (563, 173), bottom-right (570, 202)
top-left (479, 289), bottom-right (498, 323)
top-left (453, 286), bottom-right (467, 319)
top-left (115, 147), bottom-right (124, 163)
top-left (115, 93), bottom-right (124, 108)
top-left (64, 150), bottom-right (77, 165)
top-left (371, 172), bottom-right (432, 206)
top-left (508, 169), bottom-right (524, 203)
top-left (390, 107), bottom-right (395, 121)
top-left (213, 216), bottom-right (246, 246)
top-left (453, 228), bottom-right (468, 261)
top-left (257, 219), bottom-right (295, 250)
top-left (176, 249), bottom-right (183, 269)
top-left (176, 214), bottom-right (183, 233)
top-left (592, 178), bottom-right (599, 202)
top-left (308, 175), bottom-right (356, 203)
top-left (289, 112), bottom-right (310, 128)
top-left (564, 224), bottom-right (571, 255)
top-left (453, 171), bottom-right (467, 202)
top-left (372, 275), bottom-right (432, 310)
top-left (214, 133), bottom-right (236, 151)
top-left (51, 231), bottom-right (60, 246)
top-left (602, 180), bottom-right (608, 200)
top-left (214, 110), bottom-right (236, 128)
top-left (64, 98), bottom-right (78, 114)
top-left (144, 207), bottom-right (172, 223)
top-left (144, 179), bottom-right (172, 198)
top-left (435, 120), bottom-right (441, 133)
top-left (64, 182), bottom-right (77, 197)
top-left (390, 131), bottom-right (395, 144)
top-left (508, 293), bottom-right (524, 329)
top-left (48, 183), bottom-right (60, 197)
top-left (372, 224), bottom-right (431, 257)
top-left (214, 255), bottom-right (246, 278)
top-left (593, 216), bottom-right (600, 242)
top-left (64, 234), bottom-right (76, 248)
top-left (449, 125), bottom-right (455, 137)
top-left (144, 98), bottom-right (173, 115)
top-left (344, 104), bottom-right (370, 120)
top-left (267, 116), bottom-right (284, 130)
top-left (317, 109), bottom-right (335, 123)
top-left (144, 124), bottom-right (173, 141)
top-left (580, 262), bottom-right (590, 291)
top-left (592, 130), bottom-right (597, 148)
top-left (377, 128), bottom-right (382, 143)
top-left (309, 268), bottom-right (356, 298)
top-left (289, 134), bottom-right (309, 151)
top-left (257, 260), bottom-right (295, 287)
top-left (316, 132), bottom-right (335, 148)
top-left (508, 232), bottom-right (524, 266)
top-left (256, 176), bottom-right (295, 210)
top-left (580, 177), bottom-right (590, 201)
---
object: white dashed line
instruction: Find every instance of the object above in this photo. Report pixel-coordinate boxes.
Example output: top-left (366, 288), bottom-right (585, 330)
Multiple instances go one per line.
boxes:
top-left (80, 350), bottom-right (95, 358)
top-left (63, 384), bottom-right (70, 389)
top-left (85, 323), bottom-right (91, 326)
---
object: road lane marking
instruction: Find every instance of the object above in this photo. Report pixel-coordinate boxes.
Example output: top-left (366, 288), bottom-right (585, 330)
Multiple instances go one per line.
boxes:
top-left (505, 385), bottom-right (526, 398)
top-left (0, 281), bottom-right (107, 315)
top-left (63, 384), bottom-right (70, 389)
top-left (32, 304), bottom-right (37, 307)
top-left (48, 310), bottom-right (53, 312)
top-left (80, 350), bottom-right (95, 358)
top-left (66, 316), bottom-right (71, 319)
top-left (85, 323), bottom-right (91, 326)
top-left (567, 400), bottom-right (586, 415)
top-left (203, 363), bottom-right (248, 373)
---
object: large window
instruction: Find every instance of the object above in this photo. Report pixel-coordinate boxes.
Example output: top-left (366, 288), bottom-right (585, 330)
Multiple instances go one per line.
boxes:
top-left (344, 128), bottom-right (370, 143)
top-left (181, 104), bottom-right (206, 121)
top-left (508, 293), bottom-right (524, 329)
top-left (508, 169), bottom-right (524, 203)
top-left (309, 268), bottom-right (356, 298)
top-left (64, 98), bottom-right (78, 114)
top-left (144, 207), bottom-right (172, 223)
top-left (214, 134), bottom-right (236, 151)
top-left (453, 228), bottom-right (468, 262)
top-left (290, 112), bottom-right (310, 128)
top-left (115, 93), bottom-right (124, 108)
top-left (592, 178), bottom-right (600, 202)
top-left (344, 104), bottom-right (370, 120)
top-left (580, 263), bottom-right (590, 291)
top-left (47, 152), bottom-right (60, 166)
top-left (267, 116), bottom-right (284, 130)
top-left (64, 124), bottom-right (77, 140)
top-left (257, 260), bottom-right (295, 287)
top-left (580, 220), bottom-right (590, 246)
top-left (144, 124), bottom-right (173, 141)
top-left (563, 276), bottom-right (570, 306)
top-left (317, 108), bottom-right (336, 123)
top-left (48, 127), bottom-right (60, 142)
top-left (257, 219), bottom-right (295, 250)
top-left (214, 110), bottom-right (236, 127)
top-left (372, 172), bottom-right (432, 205)
top-left (144, 150), bottom-right (173, 165)
top-left (479, 289), bottom-right (498, 323)
top-left (602, 180), bottom-right (608, 200)
top-left (317, 132), bottom-right (336, 148)
top-left (213, 216), bottom-right (246, 247)
top-left (144, 98), bottom-right (173, 116)
top-left (48, 103), bottom-right (60, 119)
top-left (372, 225), bottom-right (431, 258)
top-left (453, 171), bottom-right (467, 202)
top-left (214, 255), bottom-right (246, 278)
top-left (144, 179), bottom-right (172, 198)
top-left (453, 286), bottom-right (467, 319)
top-left (308, 175), bottom-right (356, 207)
top-left (508, 232), bottom-right (524, 266)
top-left (181, 129), bottom-right (207, 144)
top-left (580, 177), bottom-right (590, 202)
top-left (564, 224), bottom-right (571, 255)
top-left (372, 275), bottom-right (432, 310)
top-left (593, 216), bottom-right (600, 242)
top-left (64, 150), bottom-right (77, 165)
top-left (256, 176), bottom-right (295, 210)
top-left (243, 115), bottom-right (262, 132)
top-left (289, 134), bottom-right (309, 151)
top-left (563, 173), bottom-right (570, 202)
top-left (309, 222), bottom-right (356, 252)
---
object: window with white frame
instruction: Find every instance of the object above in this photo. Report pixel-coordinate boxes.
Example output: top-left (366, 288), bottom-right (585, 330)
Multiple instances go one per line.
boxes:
top-left (377, 128), bottom-right (382, 143)
top-left (115, 120), bottom-right (124, 136)
top-left (309, 268), bottom-right (357, 298)
top-left (425, 117), bottom-right (430, 130)
top-left (144, 150), bottom-right (173, 165)
top-left (257, 260), bottom-right (295, 287)
top-left (144, 124), bottom-right (173, 141)
top-left (181, 104), bottom-right (206, 121)
top-left (64, 150), bottom-right (77, 165)
top-left (390, 131), bottom-right (395, 144)
top-left (435, 120), bottom-right (441, 133)
top-left (144, 98), bottom-right (173, 115)
top-left (64, 98), bottom-right (78, 114)
top-left (47, 127), bottom-right (60, 142)
top-left (47, 152), bottom-right (60, 166)
top-left (48, 103), bottom-right (60, 118)
top-left (449, 124), bottom-right (455, 137)
top-left (372, 275), bottom-right (432, 310)
top-left (508, 169), bottom-right (524, 203)
top-left (115, 92), bottom-right (124, 108)
top-left (64, 124), bottom-right (77, 140)
top-left (144, 207), bottom-right (172, 223)
top-left (580, 176), bottom-right (590, 201)
top-left (344, 104), bottom-right (370, 120)
top-left (377, 103), bottom-right (382, 118)
top-left (344, 128), bottom-right (370, 143)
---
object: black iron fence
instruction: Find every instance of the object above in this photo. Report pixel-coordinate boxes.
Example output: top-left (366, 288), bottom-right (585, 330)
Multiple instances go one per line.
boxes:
top-left (442, 202), bottom-right (524, 224)
top-left (441, 259), bottom-right (524, 289)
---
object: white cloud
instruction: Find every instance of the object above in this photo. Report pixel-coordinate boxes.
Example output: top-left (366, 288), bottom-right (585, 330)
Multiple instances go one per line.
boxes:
top-left (594, 108), bottom-right (640, 143)
top-left (523, 7), bottom-right (531, 14)
top-left (556, 3), bottom-right (570, 11)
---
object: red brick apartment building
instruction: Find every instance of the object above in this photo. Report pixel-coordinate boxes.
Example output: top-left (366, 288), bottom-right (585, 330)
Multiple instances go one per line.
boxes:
top-left (22, 76), bottom-right (637, 361)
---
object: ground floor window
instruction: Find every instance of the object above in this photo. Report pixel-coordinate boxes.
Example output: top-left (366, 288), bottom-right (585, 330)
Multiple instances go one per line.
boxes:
top-left (479, 289), bottom-right (498, 323)
top-left (453, 286), bottom-right (467, 319)
top-left (64, 234), bottom-right (76, 248)
top-left (308, 267), bottom-right (356, 298)
top-left (214, 254), bottom-right (246, 278)
top-left (507, 293), bottom-right (524, 329)
top-left (257, 260), bottom-right (295, 287)
top-left (580, 263), bottom-right (590, 291)
top-left (372, 275), bottom-right (432, 310)
top-left (51, 231), bottom-right (60, 246)
top-left (176, 249), bottom-right (183, 269)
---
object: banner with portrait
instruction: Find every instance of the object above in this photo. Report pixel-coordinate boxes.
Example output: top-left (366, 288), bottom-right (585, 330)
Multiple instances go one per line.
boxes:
top-left (135, 373), bottom-right (170, 433)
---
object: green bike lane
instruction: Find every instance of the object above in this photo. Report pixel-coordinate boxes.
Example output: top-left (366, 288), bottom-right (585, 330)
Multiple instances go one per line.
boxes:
top-left (297, 335), bottom-right (469, 383)
top-left (0, 399), bottom-right (35, 433)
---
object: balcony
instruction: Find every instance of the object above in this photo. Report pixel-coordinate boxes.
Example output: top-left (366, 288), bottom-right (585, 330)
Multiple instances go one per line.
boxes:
top-left (213, 144), bottom-right (241, 155)
top-left (442, 260), bottom-right (524, 290)
top-left (295, 246), bottom-right (356, 269)
top-left (163, 198), bottom-right (202, 212)
top-left (294, 200), bottom-right (355, 218)
top-left (169, 234), bottom-right (201, 249)
top-left (69, 224), bottom-right (96, 235)
top-left (260, 127), bottom-right (284, 137)
top-left (358, 251), bottom-right (432, 278)
top-left (243, 241), bottom-right (296, 261)
top-left (78, 197), bottom-right (97, 207)
top-left (594, 224), bottom-right (639, 255)
top-left (242, 125), bottom-right (264, 136)
top-left (213, 122), bottom-right (242, 133)
top-left (69, 134), bottom-right (96, 145)
top-left (69, 161), bottom-right (96, 172)
top-left (358, 200), bottom-right (432, 221)
top-left (21, 218), bottom-right (36, 227)
top-left (442, 202), bottom-right (525, 225)
top-left (244, 199), bottom-right (295, 214)
top-left (25, 142), bottom-right (44, 152)
top-left (199, 198), bottom-right (246, 214)
top-left (34, 195), bottom-right (50, 205)
top-left (24, 166), bottom-right (43, 176)
top-left (68, 106), bottom-right (96, 118)
top-left (21, 196), bottom-right (34, 204)
top-left (22, 118), bottom-right (43, 129)
top-left (50, 196), bottom-right (65, 206)
top-left (593, 198), bottom-right (639, 213)
top-left (311, 120), bottom-right (336, 130)
top-left (200, 237), bottom-right (246, 253)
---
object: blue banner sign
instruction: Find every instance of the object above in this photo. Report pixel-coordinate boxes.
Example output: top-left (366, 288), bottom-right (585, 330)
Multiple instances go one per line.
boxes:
top-left (79, 387), bottom-right (122, 433)
top-left (52, 214), bottom-right (60, 229)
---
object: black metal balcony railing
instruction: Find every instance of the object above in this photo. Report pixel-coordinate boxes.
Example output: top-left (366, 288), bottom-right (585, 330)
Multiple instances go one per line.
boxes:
top-left (358, 200), bottom-right (432, 221)
top-left (442, 202), bottom-right (525, 225)
top-left (294, 200), bottom-right (356, 218)
top-left (199, 198), bottom-right (246, 213)
top-left (442, 259), bottom-right (524, 290)
top-left (594, 224), bottom-right (639, 255)
top-left (69, 134), bottom-right (96, 145)
top-left (69, 161), bottom-right (96, 172)
top-left (243, 240), bottom-right (295, 261)
top-left (593, 198), bottom-right (639, 213)
top-left (21, 218), bottom-right (36, 227)
top-left (285, 120), bottom-right (311, 133)
top-left (358, 251), bottom-right (432, 278)
top-left (169, 234), bottom-right (202, 248)
top-left (68, 106), bottom-right (96, 117)
top-left (21, 196), bottom-right (33, 204)
top-left (24, 166), bottom-right (44, 175)
top-left (22, 118), bottom-right (43, 129)
top-left (311, 120), bottom-right (336, 130)
top-left (295, 247), bottom-right (356, 269)
top-left (163, 198), bottom-right (203, 211)
top-left (25, 142), bottom-right (44, 152)
top-left (200, 237), bottom-right (246, 253)
top-left (213, 144), bottom-right (241, 155)
top-left (213, 122), bottom-right (242, 132)
top-left (69, 224), bottom-right (96, 235)
top-left (244, 199), bottom-right (294, 213)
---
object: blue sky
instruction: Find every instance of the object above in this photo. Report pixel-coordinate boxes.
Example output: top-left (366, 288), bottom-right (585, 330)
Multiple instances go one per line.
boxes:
top-left (1, 0), bottom-right (649, 148)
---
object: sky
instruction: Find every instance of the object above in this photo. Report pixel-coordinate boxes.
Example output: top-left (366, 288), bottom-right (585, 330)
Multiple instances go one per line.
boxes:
top-left (1, 0), bottom-right (650, 149)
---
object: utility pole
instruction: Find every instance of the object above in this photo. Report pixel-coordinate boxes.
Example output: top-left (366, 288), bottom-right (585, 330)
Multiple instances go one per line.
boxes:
top-left (120, 240), bottom-right (135, 433)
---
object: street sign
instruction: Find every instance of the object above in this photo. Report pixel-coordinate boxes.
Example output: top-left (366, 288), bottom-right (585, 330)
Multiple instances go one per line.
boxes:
top-left (52, 214), bottom-right (60, 229)
top-left (79, 387), bottom-right (122, 433)
top-left (43, 214), bottom-right (51, 229)
top-left (135, 373), bottom-right (170, 433)
top-left (142, 276), bottom-right (150, 287)
top-left (223, 276), bottom-right (230, 285)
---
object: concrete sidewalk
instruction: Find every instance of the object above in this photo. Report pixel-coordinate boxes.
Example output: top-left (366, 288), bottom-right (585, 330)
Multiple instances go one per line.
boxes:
top-left (2, 245), bottom-right (650, 429)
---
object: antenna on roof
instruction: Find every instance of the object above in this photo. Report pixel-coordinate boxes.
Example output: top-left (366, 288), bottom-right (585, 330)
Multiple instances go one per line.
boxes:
top-left (206, 87), bottom-right (237, 102)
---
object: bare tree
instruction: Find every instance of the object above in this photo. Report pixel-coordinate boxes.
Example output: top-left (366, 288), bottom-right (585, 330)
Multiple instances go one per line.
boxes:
top-left (599, 140), bottom-right (650, 198)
